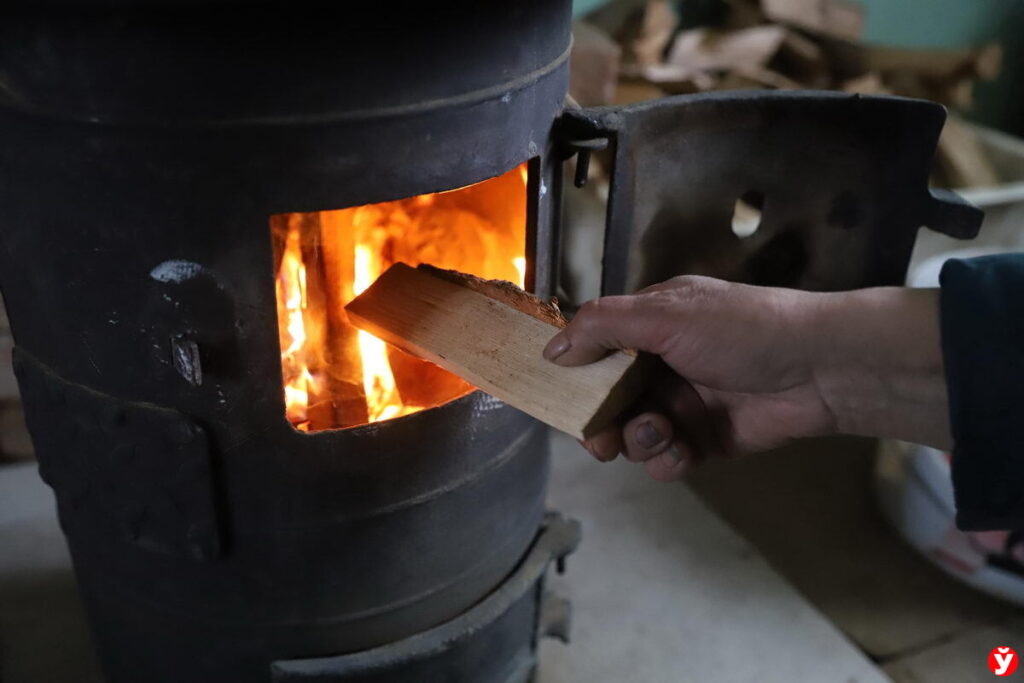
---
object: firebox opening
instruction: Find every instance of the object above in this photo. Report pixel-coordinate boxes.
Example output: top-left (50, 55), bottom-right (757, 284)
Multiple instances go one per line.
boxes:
top-left (271, 162), bottom-right (529, 433)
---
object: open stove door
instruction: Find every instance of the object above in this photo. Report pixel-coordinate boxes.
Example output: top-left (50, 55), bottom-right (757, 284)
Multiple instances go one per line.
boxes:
top-left (557, 90), bottom-right (983, 296)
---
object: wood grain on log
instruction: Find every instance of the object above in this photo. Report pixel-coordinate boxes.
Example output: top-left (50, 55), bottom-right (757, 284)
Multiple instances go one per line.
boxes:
top-left (346, 263), bottom-right (655, 439)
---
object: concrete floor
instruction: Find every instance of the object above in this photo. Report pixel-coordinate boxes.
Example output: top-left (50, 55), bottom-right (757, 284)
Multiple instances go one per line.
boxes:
top-left (0, 462), bottom-right (102, 682)
top-left (539, 432), bottom-right (886, 682)
top-left (0, 431), bottom-right (889, 682)
top-left (689, 436), bottom-right (1024, 681)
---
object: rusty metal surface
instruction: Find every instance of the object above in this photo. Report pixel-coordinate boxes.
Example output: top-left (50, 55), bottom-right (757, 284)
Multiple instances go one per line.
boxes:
top-left (559, 90), bottom-right (983, 294)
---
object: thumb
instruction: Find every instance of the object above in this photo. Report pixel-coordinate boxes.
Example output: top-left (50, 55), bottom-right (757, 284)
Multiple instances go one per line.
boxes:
top-left (542, 294), bottom-right (676, 366)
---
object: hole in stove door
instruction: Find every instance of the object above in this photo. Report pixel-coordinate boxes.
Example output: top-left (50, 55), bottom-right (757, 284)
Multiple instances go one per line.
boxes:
top-left (270, 162), bottom-right (530, 433)
top-left (731, 190), bottom-right (764, 239)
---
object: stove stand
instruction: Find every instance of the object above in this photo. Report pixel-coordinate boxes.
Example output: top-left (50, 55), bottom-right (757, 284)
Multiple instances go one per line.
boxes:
top-left (273, 514), bottom-right (579, 683)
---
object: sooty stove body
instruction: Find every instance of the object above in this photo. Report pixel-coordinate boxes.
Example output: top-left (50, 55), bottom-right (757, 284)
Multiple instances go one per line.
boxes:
top-left (1, 4), bottom-right (571, 682)
top-left (0, 2), bottom-right (980, 682)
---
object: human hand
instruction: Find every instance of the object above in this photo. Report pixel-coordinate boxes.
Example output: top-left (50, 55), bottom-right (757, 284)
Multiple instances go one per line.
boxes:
top-left (543, 276), bottom-right (949, 481)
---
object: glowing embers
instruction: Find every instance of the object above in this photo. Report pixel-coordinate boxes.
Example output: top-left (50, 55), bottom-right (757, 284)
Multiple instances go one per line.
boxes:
top-left (272, 163), bottom-right (528, 432)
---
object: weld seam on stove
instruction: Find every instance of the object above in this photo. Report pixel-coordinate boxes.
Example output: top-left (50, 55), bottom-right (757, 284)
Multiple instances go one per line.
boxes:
top-left (0, 41), bottom-right (572, 129)
top-left (234, 423), bottom-right (539, 536)
top-left (77, 510), bottom-right (540, 628)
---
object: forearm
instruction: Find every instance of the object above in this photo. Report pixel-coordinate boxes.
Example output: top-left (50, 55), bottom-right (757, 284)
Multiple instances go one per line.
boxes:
top-left (809, 287), bottom-right (952, 449)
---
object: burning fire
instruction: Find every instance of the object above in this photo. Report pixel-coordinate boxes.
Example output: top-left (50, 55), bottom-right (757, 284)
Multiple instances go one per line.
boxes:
top-left (274, 163), bottom-right (528, 431)
top-left (353, 245), bottom-right (415, 422)
top-left (513, 257), bottom-right (527, 286)
top-left (276, 229), bottom-right (317, 428)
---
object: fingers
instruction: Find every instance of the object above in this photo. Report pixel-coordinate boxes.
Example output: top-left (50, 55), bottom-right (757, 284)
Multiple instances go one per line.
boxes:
top-left (644, 441), bottom-right (694, 481)
top-left (578, 418), bottom-right (694, 482)
top-left (621, 412), bottom-right (674, 462)
top-left (635, 278), bottom-right (690, 295)
top-left (578, 411), bottom-right (676, 465)
top-left (543, 295), bottom-right (675, 366)
top-left (575, 376), bottom-right (719, 482)
top-left (544, 275), bottom-right (724, 367)
top-left (580, 428), bottom-right (623, 463)
top-left (623, 412), bottom-right (695, 481)
top-left (623, 411), bottom-right (695, 481)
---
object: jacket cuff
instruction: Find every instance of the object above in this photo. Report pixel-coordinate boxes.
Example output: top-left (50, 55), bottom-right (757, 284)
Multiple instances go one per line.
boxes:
top-left (939, 255), bottom-right (1024, 531)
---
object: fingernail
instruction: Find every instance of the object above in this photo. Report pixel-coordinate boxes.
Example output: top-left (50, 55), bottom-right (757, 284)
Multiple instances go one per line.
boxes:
top-left (663, 446), bottom-right (683, 463)
top-left (543, 335), bottom-right (571, 361)
top-left (636, 421), bottom-right (664, 449)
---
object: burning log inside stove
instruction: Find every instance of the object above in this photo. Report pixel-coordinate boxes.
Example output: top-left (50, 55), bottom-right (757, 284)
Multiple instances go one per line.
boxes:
top-left (272, 212), bottom-right (369, 429)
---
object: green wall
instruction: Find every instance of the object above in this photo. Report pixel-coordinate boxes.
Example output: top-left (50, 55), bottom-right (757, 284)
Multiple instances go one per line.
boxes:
top-left (860, 0), bottom-right (1015, 48)
top-left (857, 0), bottom-right (1024, 133)
top-left (574, 0), bottom-right (610, 16)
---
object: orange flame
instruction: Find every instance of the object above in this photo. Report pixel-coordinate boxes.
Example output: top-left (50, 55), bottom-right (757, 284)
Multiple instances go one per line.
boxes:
top-left (274, 162), bottom-right (528, 431)
top-left (513, 257), bottom-right (527, 288)
top-left (277, 229), bottom-right (318, 429)
top-left (353, 244), bottom-right (417, 422)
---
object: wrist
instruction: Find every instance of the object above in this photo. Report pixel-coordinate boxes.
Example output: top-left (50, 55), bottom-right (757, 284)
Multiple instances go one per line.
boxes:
top-left (807, 287), bottom-right (952, 449)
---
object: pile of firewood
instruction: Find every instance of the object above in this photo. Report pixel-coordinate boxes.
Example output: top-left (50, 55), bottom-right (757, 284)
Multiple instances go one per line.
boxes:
top-left (571, 0), bottom-right (1005, 189)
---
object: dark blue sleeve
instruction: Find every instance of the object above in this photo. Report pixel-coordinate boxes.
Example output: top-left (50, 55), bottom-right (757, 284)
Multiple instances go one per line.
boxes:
top-left (940, 254), bottom-right (1024, 531)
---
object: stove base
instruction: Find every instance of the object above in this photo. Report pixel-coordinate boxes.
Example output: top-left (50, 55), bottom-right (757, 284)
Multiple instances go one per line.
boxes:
top-left (272, 514), bottom-right (579, 683)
